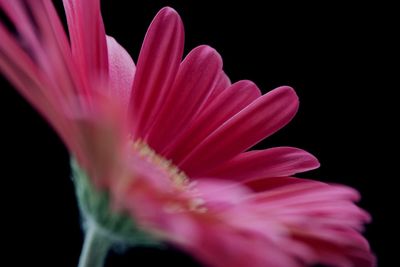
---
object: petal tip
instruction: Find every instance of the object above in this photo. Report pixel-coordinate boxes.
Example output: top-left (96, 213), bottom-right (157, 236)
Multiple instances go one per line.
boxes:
top-left (157, 6), bottom-right (182, 22)
top-left (285, 147), bottom-right (321, 171)
top-left (305, 151), bottom-right (321, 169)
top-left (192, 45), bottom-right (223, 68)
top-left (195, 45), bottom-right (219, 55)
top-left (276, 85), bottom-right (298, 98)
top-left (278, 85), bottom-right (300, 112)
top-left (152, 7), bottom-right (184, 44)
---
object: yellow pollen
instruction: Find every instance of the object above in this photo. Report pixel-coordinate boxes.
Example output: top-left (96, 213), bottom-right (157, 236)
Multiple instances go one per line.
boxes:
top-left (132, 140), bottom-right (207, 214)
top-left (132, 140), bottom-right (189, 188)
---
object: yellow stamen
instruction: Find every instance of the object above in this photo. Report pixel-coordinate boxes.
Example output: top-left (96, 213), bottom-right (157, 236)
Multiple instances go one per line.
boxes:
top-left (132, 140), bottom-right (189, 188)
top-left (132, 140), bottom-right (207, 214)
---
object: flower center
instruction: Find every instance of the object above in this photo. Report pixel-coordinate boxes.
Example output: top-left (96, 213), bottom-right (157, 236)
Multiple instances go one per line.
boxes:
top-left (132, 139), bottom-right (207, 213)
top-left (132, 139), bottom-right (189, 188)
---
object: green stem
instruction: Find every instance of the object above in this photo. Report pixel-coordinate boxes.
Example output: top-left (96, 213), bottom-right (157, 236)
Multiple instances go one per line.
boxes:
top-left (78, 222), bottom-right (112, 267)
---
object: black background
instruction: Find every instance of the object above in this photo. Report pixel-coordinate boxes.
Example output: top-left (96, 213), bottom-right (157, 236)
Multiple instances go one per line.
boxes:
top-left (1, 1), bottom-right (396, 266)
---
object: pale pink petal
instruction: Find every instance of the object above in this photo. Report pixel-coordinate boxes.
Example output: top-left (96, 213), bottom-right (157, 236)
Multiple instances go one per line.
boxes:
top-left (202, 147), bottom-right (320, 180)
top-left (229, 180), bottom-right (374, 267)
top-left (181, 221), bottom-right (301, 267)
top-left (245, 178), bottom-right (370, 229)
top-left (194, 179), bottom-right (251, 210)
top-left (247, 177), bottom-right (361, 202)
top-left (129, 7), bottom-right (184, 138)
top-left (144, 45), bottom-right (222, 153)
top-left (63, 0), bottom-right (108, 80)
top-left (180, 86), bottom-right (299, 175)
top-left (106, 36), bottom-right (136, 115)
top-left (164, 80), bottom-right (261, 163)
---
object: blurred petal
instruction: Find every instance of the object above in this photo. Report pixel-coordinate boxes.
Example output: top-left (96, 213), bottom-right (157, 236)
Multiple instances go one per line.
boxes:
top-left (107, 36), bottom-right (135, 115)
top-left (63, 0), bottom-right (108, 80)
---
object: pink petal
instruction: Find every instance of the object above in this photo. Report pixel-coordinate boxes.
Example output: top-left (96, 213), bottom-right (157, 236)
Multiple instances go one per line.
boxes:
top-left (245, 176), bottom-right (312, 192)
top-left (1, 0), bottom-right (81, 99)
top-left (164, 80), bottom-right (261, 163)
top-left (247, 177), bottom-right (361, 203)
top-left (1, 1), bottom-right (129, 187)
top-left (63, 0), bottom-right (109, 80)
top-left (180, 86), bottom-right (299, 176)
top-left (0, 1), bottom-right (85, 160)
top-left (0, 0), bottom-right (41, 56)
top-left (68, 93), bottom-right (129, 188)
top-left (143, 45), bottom-right (222, 152)
top-left (145, 45), bottom-right (223, 153)
top-left (183, 222), bottom-right (301, 267)
top-left (106, 36), bottom-right (136, 115)
top-left (292, 231), bottom-right (376, 267)
top-left (202, 147), bottom-right (320, 181)
top-left (31, 1), bottom-right (85, 97)
top-left (194, 179), bottom-right (251, 209)
top-left (206, 71), bottom-right (231, 101)
top-left (129, 7), bottom-right (184, 138)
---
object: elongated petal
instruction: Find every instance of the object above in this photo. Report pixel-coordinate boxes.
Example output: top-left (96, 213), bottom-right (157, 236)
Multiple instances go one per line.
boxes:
top-left (246, 177), bottom-right (361, 202)
top-left (185, 223), bottom-right (301, 267)
top-left (165, 80), bottom-right (261, 163)
top-left (291, 232), bottom-right (375, 267)
top-left (0, 1), bottom-right (86, 160)
top-left (146, 45), bottom-right (223, 153)
top-left (31, 1), bottom-right (84, 97)
top-left (0, 0), bottom-right (41, 56)
top-left (236, 179), bottom-right (374, 267)
top-left (63, 0), bottom-right (108, 80)
top-left (206, 71), bottom-right (231, 101)
top-left (107, 36), bottom-right (135, 115)
top-left (203, 147), bottom-right (320, 180)
top-left (129, 7), bottom-right (184, 138)
top-left (245, 178), bottom-right (370, 229)
top-left (180, 86), bottom-right (299, 175)
top-left (0, 30), bottom-right (76, 154)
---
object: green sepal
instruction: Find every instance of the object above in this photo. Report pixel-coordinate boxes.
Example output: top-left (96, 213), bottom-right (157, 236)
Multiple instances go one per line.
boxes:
top-left (71, 158), bottom-right (161, 247)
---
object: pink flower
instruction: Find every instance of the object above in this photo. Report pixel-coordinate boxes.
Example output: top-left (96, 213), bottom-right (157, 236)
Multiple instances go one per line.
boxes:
top-left (0, 1), bottom-right (375, 267)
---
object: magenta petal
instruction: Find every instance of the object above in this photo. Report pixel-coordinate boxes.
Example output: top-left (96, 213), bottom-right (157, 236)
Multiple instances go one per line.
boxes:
top-left (203, 147), bottom-right (320, 180)
top-left (180, 86), bottom-right (299, 176)
top-left (106, 36), bottom-right (136, 115)
top-left (129, 7), bottom-right (184, 138)
top-left (63, 0), bottom-right (109, 79)
top-left (165, 80), bottom-right (261, 164)
top-left (206, 71), bottom-right (232, 101)
top-left (145, 45), bottom-right (223, 153)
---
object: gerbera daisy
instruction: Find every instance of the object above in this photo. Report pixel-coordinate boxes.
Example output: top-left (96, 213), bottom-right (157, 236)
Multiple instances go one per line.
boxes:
top-left (0, 1), bottom-right (375, 267)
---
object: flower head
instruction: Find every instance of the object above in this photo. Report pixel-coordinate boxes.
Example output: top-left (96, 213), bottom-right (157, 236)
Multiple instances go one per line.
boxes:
top-left (0, 1), bottom-right (375, 267)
